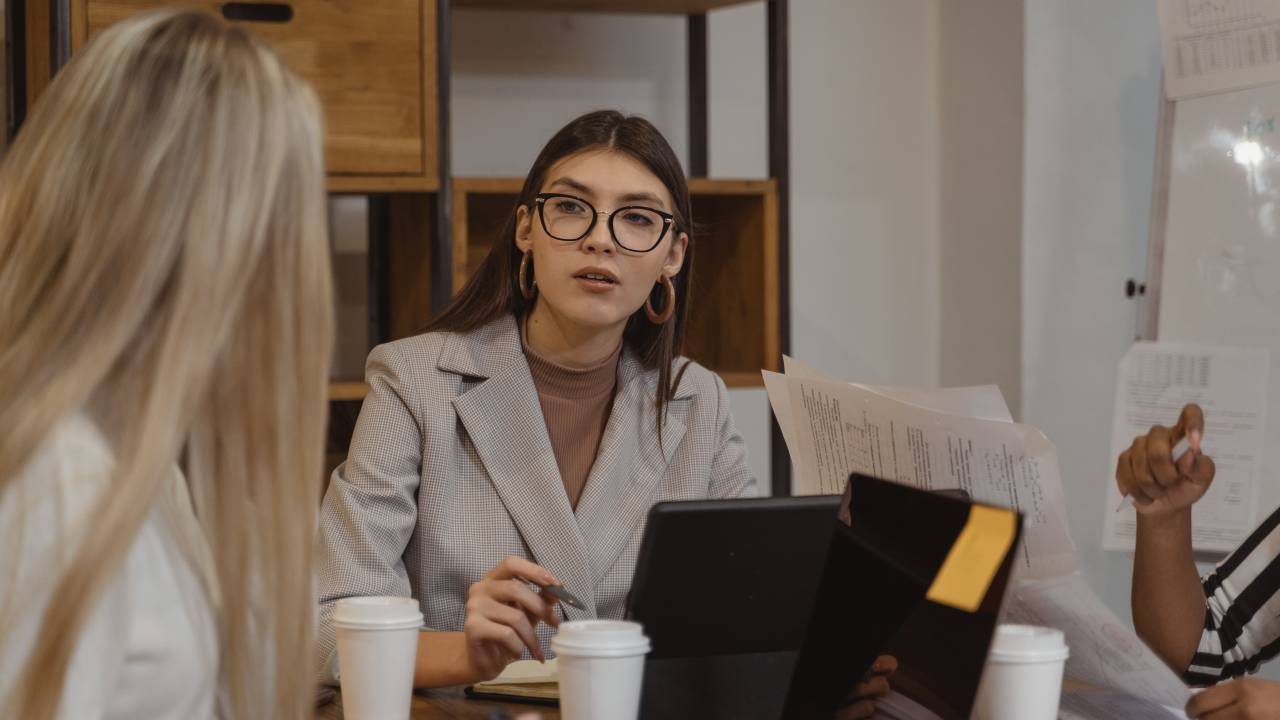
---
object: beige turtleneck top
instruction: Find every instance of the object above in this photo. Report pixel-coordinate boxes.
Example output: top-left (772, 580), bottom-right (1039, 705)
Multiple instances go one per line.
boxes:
top-left (521, 328), bottom-right (622, 509)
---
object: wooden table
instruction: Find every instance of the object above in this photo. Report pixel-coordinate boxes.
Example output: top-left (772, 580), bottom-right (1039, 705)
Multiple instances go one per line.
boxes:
top-left (317, 688), bottom-right (560, 719)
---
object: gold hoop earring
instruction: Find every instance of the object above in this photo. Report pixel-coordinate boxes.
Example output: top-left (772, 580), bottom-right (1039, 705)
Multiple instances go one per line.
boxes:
top-left (645, 275), bottom-right (676, 324)
top-left (519, 250), bottom-right (536, 300)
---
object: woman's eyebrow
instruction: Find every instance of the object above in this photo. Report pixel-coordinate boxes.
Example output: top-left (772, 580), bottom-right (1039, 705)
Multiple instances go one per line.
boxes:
top-left (548, 177), bottom-right (668, 210)
top-left (548, 177), bottom-right (594, 195)
top-left (618, 191), bottom-right (667, 209)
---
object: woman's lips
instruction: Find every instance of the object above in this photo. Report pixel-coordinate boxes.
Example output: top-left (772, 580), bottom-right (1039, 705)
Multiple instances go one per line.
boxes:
top-left (574, 274), bottom-right (618, 293)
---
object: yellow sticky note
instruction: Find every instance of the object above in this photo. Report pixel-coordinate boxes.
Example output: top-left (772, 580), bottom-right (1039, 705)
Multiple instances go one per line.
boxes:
top-left (925, 505), bottom-right (1017, 613)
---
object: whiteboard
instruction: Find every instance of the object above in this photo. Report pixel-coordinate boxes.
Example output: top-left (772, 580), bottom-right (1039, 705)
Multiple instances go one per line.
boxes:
top-left (1149, 80), bottom-right (1280, 520)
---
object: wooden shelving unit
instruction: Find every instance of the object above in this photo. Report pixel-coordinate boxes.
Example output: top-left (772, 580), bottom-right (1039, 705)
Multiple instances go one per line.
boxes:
top-left (20, 0), bottom-right (793, 494)
top-left (454, 0), bottom-right (754, 13)
top-left (67, 0), bottom-right (441, 192)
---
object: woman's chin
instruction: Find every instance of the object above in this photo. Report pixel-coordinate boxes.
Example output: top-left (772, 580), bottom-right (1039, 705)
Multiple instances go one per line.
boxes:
top-left (544, 298), bottom-right (634, 332)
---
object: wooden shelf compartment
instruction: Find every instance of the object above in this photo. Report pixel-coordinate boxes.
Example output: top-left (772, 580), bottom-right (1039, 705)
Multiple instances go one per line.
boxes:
top-left (326, 192), bottom-right (435, 408)
top-left (683, 178), bottom-right (779, 386)
top-left (328, 381), bottom-right (370, 401)
top-left (384, 193), bottom-right (439, 341)
top-left (451, 177), bottom-right (524, 292)
top-left (325, 395), bottom-right (363, 484)
top-left (70, 0), bottom-right (440, 192)
top-left (451, 177), bottom-right (779, 386)
top-left (454, 0), bottom-right (760, 14)
top-left (324, 189), bottom-right (438, 477)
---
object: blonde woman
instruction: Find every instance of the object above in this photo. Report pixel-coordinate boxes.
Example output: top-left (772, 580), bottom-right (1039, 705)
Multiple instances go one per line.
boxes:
top-left (0, 10), bottom-right (331, 720)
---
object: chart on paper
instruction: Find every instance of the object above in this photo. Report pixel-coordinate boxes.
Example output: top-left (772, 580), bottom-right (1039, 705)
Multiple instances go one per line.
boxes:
top-left (1158, 0), bottom-right (1280, 98)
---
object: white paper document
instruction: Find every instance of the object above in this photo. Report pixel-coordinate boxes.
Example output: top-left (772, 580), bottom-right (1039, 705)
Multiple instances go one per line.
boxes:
top-left (782, 356), bottom-right (1016, 424)
top-left (765, 368), bottom-right (1077, 580)
top-left (1103, 342), bottom-right (1269, 553)
top-left (869, 691), bottom-right (942, 720)
top-left (1158, 0), bottom-right (1280, 99)
top-left (474, 658), bottom-right (557, 685)
top-left (1060, 689), bottom-right (1187, 720)
top-left (1004, 573), bottom-right (1192, 710)
top-left (765, 360), bottom-right (1014, 472)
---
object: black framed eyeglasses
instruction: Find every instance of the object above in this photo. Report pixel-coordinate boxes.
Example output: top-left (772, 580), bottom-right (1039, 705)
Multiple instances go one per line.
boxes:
top-left (533, 192), bottom-right (675, 253)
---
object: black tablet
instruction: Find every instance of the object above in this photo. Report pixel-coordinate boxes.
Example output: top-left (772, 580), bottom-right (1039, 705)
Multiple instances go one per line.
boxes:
top-left (626, 495), bottom-right (842, 719)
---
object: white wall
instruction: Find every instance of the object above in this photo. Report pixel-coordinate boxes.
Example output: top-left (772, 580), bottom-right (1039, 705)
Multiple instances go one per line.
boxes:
top-left (452, 10), bottom-right (689, 176)
top-left (1022, 0), bottom-right (1163, 623)
top-left (789, 0), bottom-right (941, 389)
top-left (938, 0), bottom-right (1023, 414)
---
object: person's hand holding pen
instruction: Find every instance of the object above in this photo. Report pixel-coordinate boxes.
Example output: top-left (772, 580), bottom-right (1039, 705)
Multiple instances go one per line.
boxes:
top-left (461, 556), bottom-right (564, 682)
top-left (1116, 403), bottom-right (1216, 517)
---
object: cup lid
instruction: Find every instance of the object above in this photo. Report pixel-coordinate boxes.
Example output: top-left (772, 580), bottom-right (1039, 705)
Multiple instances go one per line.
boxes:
top-left (333, 596), bottom-right (423, 629)
top-left (988, 624), bottom-right (1069, 662)
top-left (551, 620), bottom-right (649, 653)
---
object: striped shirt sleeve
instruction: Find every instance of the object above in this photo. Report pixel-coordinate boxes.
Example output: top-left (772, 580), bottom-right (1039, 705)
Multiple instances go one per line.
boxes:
top-left (1184, 506), bottom-right (1280, 685)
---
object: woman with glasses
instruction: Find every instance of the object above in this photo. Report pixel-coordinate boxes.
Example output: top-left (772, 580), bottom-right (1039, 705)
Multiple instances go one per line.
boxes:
top-left (316, 110), bottom-right (751, 687)
top-left (316, 110), bottom-right (892, 718)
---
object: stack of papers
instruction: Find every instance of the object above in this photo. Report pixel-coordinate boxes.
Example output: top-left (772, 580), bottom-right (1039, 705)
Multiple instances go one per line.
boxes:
top-left (765, 359), bottom-right (1193, 718)
top-left (764, 357), bottom-right (1076, 581)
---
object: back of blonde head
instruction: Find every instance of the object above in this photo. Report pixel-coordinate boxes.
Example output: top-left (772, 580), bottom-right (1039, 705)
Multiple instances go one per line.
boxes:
top-left (0, 10), bottom-right (331, 719)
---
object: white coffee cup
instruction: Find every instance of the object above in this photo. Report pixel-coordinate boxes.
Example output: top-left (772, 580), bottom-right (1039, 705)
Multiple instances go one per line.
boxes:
top-left (551, 620), bottom-right (651, 720)
top-left (333, 596), bottom-right (423, 720)
top-left (974, 624), bottom-right (1070, 720)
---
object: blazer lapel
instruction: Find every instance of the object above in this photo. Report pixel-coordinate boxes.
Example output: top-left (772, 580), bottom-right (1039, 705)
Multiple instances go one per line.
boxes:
top-left (446, 317), bottom-right (597, 619)
top-left (575, 351), bottom-right (689, 587)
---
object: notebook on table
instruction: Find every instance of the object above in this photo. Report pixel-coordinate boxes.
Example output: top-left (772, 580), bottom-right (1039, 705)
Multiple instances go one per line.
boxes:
top-left (464, 659), bottom-right (559, 706)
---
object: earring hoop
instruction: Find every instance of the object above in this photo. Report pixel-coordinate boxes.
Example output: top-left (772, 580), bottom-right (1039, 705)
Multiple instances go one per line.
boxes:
top-left (519, 250), bottom-right (537, 300)
top-left (644, 274), bottom-right (676, 324)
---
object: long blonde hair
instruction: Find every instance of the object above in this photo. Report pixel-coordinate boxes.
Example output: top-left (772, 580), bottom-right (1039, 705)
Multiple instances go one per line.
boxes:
top-left (0, 10), bottom-right (332, 719)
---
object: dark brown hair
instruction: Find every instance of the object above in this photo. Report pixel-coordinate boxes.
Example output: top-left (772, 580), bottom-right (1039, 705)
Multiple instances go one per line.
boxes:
top-left (427, 110), bottom-right (693, 425)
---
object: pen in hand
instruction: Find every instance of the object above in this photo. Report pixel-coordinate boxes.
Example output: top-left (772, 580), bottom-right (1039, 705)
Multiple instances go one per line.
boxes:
top-left (1115, 434), bottom-right (1198, 512)
top-left (539, 583), bottom-right (586, 611)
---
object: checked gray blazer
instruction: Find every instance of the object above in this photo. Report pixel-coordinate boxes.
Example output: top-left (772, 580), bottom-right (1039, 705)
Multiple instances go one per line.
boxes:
top-left (316, 314), bottom-right (756, 676)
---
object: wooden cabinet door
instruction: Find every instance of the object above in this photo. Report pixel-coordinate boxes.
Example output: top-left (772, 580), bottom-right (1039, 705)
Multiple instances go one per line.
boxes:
top-left (74, 1), bottom-right (437, 190)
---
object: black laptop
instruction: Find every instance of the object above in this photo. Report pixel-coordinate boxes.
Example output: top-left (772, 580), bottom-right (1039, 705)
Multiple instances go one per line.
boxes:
top-left (626, 474), bottom-right (1022, 720)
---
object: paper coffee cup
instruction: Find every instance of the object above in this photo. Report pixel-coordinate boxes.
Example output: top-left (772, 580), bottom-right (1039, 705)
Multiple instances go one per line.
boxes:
top-left (974, 624), bottom-right (1069, 720)
top-left (551, 620), bottom-right (651, 720)
top-left (334, 596), bottom-right (423, 720)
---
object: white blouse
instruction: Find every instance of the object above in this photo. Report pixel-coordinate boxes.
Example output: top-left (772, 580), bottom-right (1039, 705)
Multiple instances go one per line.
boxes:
top-left (0, 413), bottom-right (218, 719)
